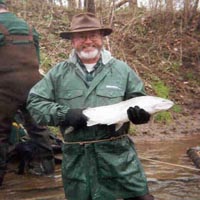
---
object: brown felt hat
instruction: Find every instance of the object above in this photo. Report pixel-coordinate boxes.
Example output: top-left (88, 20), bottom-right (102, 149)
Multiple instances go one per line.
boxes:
top-left (60, 12), bottom-right (113, 39)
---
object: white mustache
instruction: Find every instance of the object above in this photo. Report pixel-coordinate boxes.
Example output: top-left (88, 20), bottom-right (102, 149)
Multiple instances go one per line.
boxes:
top-left (77, 48), bottom-right (99, 60)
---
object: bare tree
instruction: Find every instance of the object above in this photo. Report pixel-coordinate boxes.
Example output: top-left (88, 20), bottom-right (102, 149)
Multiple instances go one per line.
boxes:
top-left (68, 0), bottom-right (77, 9)
top-left (115, 0), bottom-right (129, 9)
top-left (84, 0), bottom-right (96, 13)
top-left (165, 0), bottom-right (173, 12)
top-left (183, 0), bottom-right (190, 25)
top-left (129, 0), bottom-right (138, 8)
top-left (78, 0), bottom-right (82, 9)
top-left (189, 0), bottom-right (199, 22)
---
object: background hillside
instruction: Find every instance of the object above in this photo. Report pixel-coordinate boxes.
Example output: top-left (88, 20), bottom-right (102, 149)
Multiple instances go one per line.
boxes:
top-left (6, 0), bottom-right (200, 137)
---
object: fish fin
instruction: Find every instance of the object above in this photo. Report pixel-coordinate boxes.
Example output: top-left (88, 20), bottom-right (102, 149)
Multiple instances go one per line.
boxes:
top-left (115, 123), bottom-right (124, 131)
top-left (87, 120), bottom-right (98, 127)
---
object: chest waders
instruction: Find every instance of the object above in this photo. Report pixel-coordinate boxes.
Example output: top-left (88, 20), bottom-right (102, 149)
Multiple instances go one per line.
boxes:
top-left (0, 24), bottom-right (41, 185)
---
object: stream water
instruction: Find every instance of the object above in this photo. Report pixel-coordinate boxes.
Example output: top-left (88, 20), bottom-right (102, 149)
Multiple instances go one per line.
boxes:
top-left (135, 134), bottom-right (200, 200)
top-left (0, 134), bottom-right (200, 200)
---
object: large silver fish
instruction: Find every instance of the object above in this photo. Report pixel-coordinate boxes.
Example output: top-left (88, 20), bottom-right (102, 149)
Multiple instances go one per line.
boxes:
top-left (83, 96), bottom-right (174, 128)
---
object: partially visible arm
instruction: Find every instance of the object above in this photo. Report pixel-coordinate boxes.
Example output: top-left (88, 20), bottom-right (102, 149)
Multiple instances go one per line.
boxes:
top-left (0, 32), bottom-right (5, 46)
top-left (125, 66), bottom-right (146, 99)
top-left (27, 68), bottom-right (69, 126)
top-left (32, 27), bottom-right (40, 63)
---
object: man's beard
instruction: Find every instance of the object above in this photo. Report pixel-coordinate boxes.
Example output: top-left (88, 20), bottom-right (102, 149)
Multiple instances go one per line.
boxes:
top-left (76, 47), bottom-right (100, 60)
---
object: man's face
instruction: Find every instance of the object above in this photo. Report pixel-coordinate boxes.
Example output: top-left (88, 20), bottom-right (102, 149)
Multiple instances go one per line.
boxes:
top-left (71, 30), bottom-right (103, 62)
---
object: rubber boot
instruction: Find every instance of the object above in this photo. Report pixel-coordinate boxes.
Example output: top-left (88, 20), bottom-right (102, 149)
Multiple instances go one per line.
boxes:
top-left (23, 116), bottom-right (55, 175)
top-left (124, 194), bottom-right (154, 200)
top-left (35, 146), bottom-right (55, 175)
top-left (0, 143), bottom-right (8, 186)
top-left (27, 144), bottom-right (55, 176)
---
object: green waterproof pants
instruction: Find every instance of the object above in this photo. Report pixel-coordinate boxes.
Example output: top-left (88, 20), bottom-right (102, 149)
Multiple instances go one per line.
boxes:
top-left (62, 136), bottom-right (149, 200)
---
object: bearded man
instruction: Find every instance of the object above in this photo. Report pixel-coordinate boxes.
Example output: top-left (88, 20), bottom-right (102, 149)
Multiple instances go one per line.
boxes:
top-left (27, 12), bottom-right (154, 200)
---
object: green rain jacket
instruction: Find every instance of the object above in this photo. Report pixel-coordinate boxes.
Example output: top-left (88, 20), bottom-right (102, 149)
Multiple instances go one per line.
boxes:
top-left (27, 49), bottom-right (149, 200)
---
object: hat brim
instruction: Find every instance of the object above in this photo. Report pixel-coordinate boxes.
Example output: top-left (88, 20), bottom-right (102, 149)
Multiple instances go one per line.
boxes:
top-left (60, 27), bottom-right (113, 40)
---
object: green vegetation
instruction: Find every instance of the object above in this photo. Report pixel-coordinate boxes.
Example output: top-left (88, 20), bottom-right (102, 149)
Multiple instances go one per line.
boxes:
top-left (129, 124), bottom-right (137, 135)
top-left (40, 52), bottom-right (53, 72)
top-left (185, 72), bottom-right (195, 80)
top-left (48, 126), bottom-right (61, 137)
top-left (152, 79), bottom-right (173, 123)
top-left (152, 79), bottom-right (170, 98)
top-left (154, 111), bottom-right (172, 124)
top-left (172, 104), bottom-right (182, 113)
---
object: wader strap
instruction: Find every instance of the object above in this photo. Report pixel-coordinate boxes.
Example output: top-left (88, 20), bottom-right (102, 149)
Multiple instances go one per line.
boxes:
top-left (63, 134), bottom-right (127, 145)
top-left (0, 23), bottom-right (9, 34)
top-left (0, 23), bottom-right (33, 42)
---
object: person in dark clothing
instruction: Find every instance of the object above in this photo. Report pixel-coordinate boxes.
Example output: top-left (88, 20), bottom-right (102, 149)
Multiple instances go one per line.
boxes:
top-left (0, 0), bottom-right (55, 186)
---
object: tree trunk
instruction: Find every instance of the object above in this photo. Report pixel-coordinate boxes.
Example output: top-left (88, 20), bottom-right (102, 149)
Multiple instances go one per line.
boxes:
top-left (115, 0), bottom-right (129, 9)
top-left (68, 0), bottom-right (77, 9)
top-left (184, 0), bottom-right (190, 26)
top-left (189, 0), bottom-right (199, 23)
top-left (84, 0), bottom-right (96, 13)
top-left (165, 0), bottom-right (173, 12)
top-left (187, 147), bottom-right (200, 169)
top-left (78, 0), bottom-right (82, 9)
top-left (129, 0), bottom-right (137, 8)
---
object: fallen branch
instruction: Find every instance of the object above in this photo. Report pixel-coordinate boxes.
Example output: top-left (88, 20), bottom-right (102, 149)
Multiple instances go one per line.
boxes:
top-left (140, 156), bottom-right (200, 172)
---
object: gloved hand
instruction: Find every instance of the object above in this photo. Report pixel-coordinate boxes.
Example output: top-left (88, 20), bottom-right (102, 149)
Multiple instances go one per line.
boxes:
top-left (64, 109), bottom-right (88, 130)
top-left (127, 106), bottom-right (150, 124)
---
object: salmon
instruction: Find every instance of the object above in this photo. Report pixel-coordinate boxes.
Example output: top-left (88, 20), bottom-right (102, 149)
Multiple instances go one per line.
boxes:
top-left (83, 96), bottom-right (174, 128)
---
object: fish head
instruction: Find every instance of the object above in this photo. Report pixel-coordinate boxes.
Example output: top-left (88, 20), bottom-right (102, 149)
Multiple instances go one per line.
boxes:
top-left (150, 98), bottom-right (174, 113)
